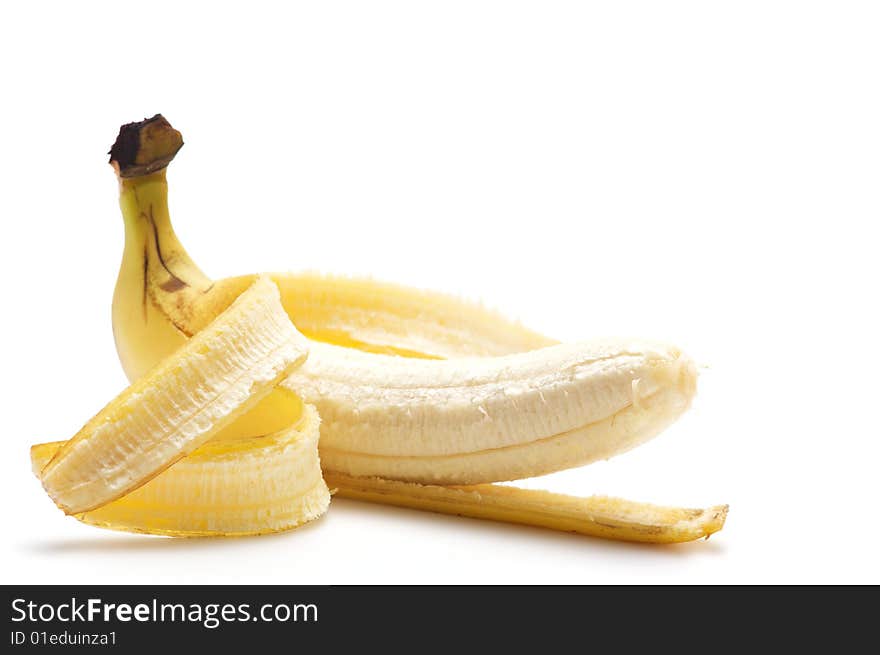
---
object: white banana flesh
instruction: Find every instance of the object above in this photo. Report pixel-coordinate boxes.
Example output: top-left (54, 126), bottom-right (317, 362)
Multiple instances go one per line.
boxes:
top-left (290, 339), bottom-right (698, 484)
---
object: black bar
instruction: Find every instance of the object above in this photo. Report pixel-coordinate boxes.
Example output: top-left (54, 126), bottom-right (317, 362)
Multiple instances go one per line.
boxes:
top-left (1, 585), bottom-right (872, 651)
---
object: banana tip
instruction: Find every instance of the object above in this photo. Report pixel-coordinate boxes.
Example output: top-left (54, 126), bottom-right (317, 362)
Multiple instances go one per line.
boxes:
top-left (703, 504), bottom-right (729, 538)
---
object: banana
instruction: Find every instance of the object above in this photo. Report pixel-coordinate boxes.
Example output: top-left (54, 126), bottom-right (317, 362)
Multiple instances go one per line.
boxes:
top-left (110, 116), bottom-right (698, 485)
top-left (39, 276), bottom-right (315, 517)
top-left (31, 400), bottom-right (329, 537)
top-left (99, 115), bottom-right (724, 542)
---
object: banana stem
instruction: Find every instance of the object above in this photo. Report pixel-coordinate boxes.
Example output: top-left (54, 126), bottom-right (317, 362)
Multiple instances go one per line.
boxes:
top-left (109, 114), bottom-right (183, 178)
top-left (325, 473), bottom-right (727, 544)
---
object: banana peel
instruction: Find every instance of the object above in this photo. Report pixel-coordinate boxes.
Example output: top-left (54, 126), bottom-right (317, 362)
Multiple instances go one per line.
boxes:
top-left (32, 402), bottom-right (328, 537)
top-left (33, 278), bottom-right (330, 535)
top-left (328, 474), bottom-right (727, 544)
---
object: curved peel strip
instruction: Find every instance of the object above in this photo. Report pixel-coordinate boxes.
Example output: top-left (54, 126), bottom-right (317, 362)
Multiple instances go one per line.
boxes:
top-left (182, 273), bottom-right (558, 359)
top-left (327, 473), bottom-right (726, 544)
top-left (31, 402), bottom-right (330, 537)
top-left (40, 276), bottom-right (310, 515)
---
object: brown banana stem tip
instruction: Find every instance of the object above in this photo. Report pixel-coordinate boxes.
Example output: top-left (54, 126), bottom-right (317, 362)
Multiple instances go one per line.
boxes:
top-left (109, 114), bottom-right (183, 178)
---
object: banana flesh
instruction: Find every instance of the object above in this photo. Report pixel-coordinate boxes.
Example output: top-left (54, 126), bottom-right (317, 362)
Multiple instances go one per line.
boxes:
top-left (297, 340), bottom-right (697, 484)
top-left (38, 276), bottom-right (316, 519)
top-left (31, 401), bottom-right (329, 537)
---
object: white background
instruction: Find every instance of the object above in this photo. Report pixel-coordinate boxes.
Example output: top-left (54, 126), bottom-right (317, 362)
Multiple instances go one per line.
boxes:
top-left (1, 1), bottom-right (877, 584)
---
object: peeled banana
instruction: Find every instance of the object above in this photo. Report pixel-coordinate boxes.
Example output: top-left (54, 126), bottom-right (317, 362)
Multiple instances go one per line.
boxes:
top-left (29, 115), bottom-right (726, 544)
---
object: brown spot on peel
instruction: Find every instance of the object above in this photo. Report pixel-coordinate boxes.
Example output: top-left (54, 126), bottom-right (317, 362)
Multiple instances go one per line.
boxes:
top-left (160, 278), bottom-right (187, 292)
top-left (145, 204), bottom-right (188, 292)
top-left (142, 244), bottom-right (149, 322)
